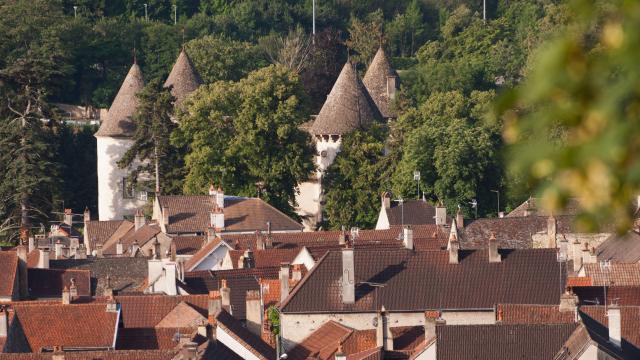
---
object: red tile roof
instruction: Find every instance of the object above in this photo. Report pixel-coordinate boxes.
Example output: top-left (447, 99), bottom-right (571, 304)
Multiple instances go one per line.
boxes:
top-left (85, 220), bottom-right (130, 246)
top-left (157, 195), bottom-right (303, 234)
top-left (287, 321), bottom-right (353, 360)
top-left (385, 200), bottom-right (439, 226)
top-left (281, 249), bottom-right (566, 313)
top-left (26, 250), bottom-right (40, 268)
top-left (103, 224), bottom-right (161, 256)
top-left (498, 304), bottom-right (576, 324)
top-left (115, 294), bottom-right (208, 328)
top-left (567, 276), bottom-right (593, 287)
top-left (583, 263), bottom-right (640, 286)
top-left (0, 252), bottom-right (18, 298)
top-left (11, 303), bottom-right (119, 351)
top-left (227, 248), bottom-right (301, 269)
top-left (27, 268), bottom-right (91, 299)
top-left (172, 236), bottom-right (204, 255)
top-left (0, 350), bottom-right (178, 359)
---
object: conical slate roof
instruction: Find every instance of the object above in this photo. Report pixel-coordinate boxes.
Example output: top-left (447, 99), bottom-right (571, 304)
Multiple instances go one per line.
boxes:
top-left (164, 49), bottom-right (203, 108)
top-left (363, 47), bottom-right (399, 119)
top-left (310, 62), bottom-right (382, 136)
top-left (95, 63), bottom-right (145, 138)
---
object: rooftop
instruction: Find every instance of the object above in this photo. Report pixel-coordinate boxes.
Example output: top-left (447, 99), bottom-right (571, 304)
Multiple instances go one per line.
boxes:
top-left (95, 63), bottom-right (144, 138)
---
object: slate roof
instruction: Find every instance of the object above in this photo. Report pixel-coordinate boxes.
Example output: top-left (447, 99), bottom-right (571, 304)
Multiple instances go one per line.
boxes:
top-left (384, 200), bottom-right (438, 226)
top-left (173, 235), bottom-right (204, 255)
top-left (157, 195), bottom-right (303, 234)
top-left (27, 268), bottom-right (91, 299)
top-left (281, 249), bottom-right (566, 313)
top-left (310, 62), bottom-right (382, 135)
top-left (582, 263), bottom-right (640, 286)
top-left (436, 323), bottom-right (578, 360)
top-left (11, 303), bottom-right (119, 351)
top-left (363, 47), bottom-right (398, 118)
top-left (214, 309), bottom-right (276, 360)
top-left (50, 258), bottom-right (148, 295)
top-left (596, 231), bottom-right (640, 263)
top-left (0, 252), bottom-right (18, 298)
top-left (164, 49), bottom-right (202, 108)
top-left (95, 63), bottom-right (144, 138)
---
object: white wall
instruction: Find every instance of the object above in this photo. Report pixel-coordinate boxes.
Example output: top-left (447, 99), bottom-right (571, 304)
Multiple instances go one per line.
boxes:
top-left (194, 245), bottom-right (229, 271)
top-left (96, 136), bottom-right (146, 220)
top-left (216, 326), bottom-right (262, 360)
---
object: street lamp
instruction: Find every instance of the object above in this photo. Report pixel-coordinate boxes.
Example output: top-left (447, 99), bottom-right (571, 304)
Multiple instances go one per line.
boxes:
top-left (490, 190), bottom-right (500, 216)
top-left (413, 170), bottom-right (421, 199)
top-left (173, 5), bottom-right (177, 25)
top-left (144, 3), bottom-right (148, 21)
top-left (73, 6), bottom-right (77, 18)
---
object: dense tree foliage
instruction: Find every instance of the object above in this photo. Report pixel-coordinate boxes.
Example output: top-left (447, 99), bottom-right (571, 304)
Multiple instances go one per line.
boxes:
top-left (173, 65), bottom-right (315, 215)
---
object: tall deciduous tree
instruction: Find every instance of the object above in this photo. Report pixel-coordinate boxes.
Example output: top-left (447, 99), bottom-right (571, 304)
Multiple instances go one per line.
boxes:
top-left (173, 65), bottom-right (315, 215)
top-left (118, 78), bottom-right (183, 195)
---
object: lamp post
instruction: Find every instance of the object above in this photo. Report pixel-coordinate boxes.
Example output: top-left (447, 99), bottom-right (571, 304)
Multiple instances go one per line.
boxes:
top-left (491, 190), bottom-right (500, 216)
top-left (312, 0), bottom-right (316, 44)
top-left (413, 170), bottom-right (421, 199)
top-left (173, 5), bottom-right (177, 25)
top-left (73, 6), bottom-right (77, 18)
top-left (144, 3), bottom-right (148, 21)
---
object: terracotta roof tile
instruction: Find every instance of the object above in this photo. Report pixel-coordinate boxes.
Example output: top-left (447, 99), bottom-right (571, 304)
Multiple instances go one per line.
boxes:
top-left (215, 309), bottom-right (276, 360)
top-left (0, 252), bottom-right (18, 298)
top-left (287, 320), bottom-right (353, 359)
top-left (0, 350), bottom-right (178, 359)
top-left (95, 63), bottom-right (144, 138)
top-left (498, 304), bottom-right (576, 324)
top-left (281, 249), bottom-right (566, 313)
top-left (27, 268), bottom-right (91, 299)
top-left (567, 276), bottom-right (593, 287)
top-left (155, 301), bottom-right (207, 328)
top-left (385, 200), bottom-right (438, 226)
top-left (583, 263), bottom-right (640, 286)
top-left (157, 195), bottom-right (303, 234)
top-left (11, 303), bottom-right (119, 351)
top-left (103, 224), bottom-right (160, 256)
top-left (173, 236), bottom-right (204, 255)
top-left (115, 327), bottom-right (191, 350)
top-left (115, 294), bottom-right (208, 328)
top-left (26, 250), bottom-right (40, 268)
top-left (227, 248), bottom-right (300, 269)
top-left (596, 231), bottom-right (640, 263)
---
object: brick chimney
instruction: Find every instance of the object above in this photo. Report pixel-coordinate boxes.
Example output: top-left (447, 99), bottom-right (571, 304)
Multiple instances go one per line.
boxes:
top-left (163, 207), bottom-right (170, 226)
top-left (488, 233), bottom-right (501, 263)
top-left (134, 209), bottom-right (145, 231)
top-left (38, 249), bottom-right (50, 269)
top-left (279, 263), bottom-right (291, 302)
top-left (341, 246), bottom-right (355, 304)
top-left (547, 215), bottom-right (557, 248)
top-left (435, 204), bottom-right (447, 226)
top-left (220, 279), bottom-right (231, 308)
top-left (62, 286), bottom-right (71, 305)
top-left (448, 221), bottom-right (459, 264)
top-left (216, 186), bottom-right (224, 209)
top-left (63, 208), bottom-right (73, 226)
top-left (208, 290), bottom-right (222, 323)
top-left (376, 306), bottom-right (393, 351)
top-left (403, 226), bottom-right (413, 250)
top-left (246, 290), bottom-right (262, 336)
top-left (0, 307), bottom-right (7, 338)
top-left (608, 304), bottom-right (622, 349)
top-left (83, 207), bottom-right (91, 223)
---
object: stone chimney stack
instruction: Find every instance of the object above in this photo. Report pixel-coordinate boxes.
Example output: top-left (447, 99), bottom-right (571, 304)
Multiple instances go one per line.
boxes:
top-left (608, 304), bottom-right (622, 349)
top-left (243, 250), bottom-right (255, 269)
top-left (245, 290), bottom-right (262, 336)
top-left (216, 186), bottom-right (224, 209)
top-left (38, 249), bottom-right (50, 269)
top-left (152, 239), bottom-right (161, 259)
top-left (237, 254), bottom-right (246, 269)
top-left (64, 208), bottom-right (73, 226)
top-left (403, 226), bottom-right (414, 250)
top-left (209, 184), bottom-right (217, 196)
top-left (163, 207), bottom-right (170, 226)
top-left (62, 286), bottom-right (71, 305)
top-left (547, 215), bottom-right (557, 248)
top-left (488, 233), bottom-right (501, 263)
top-left (339, 227), bottom-right (347, 246)
top-left (448, 219), bottom-right (459, 264)
top-left (134, 209), bottom-right (145, 231)
top-left (220, 279), bottom-right (231, 308)
top-left (84, 207), bottom-right (91, 223)
top-left (572, 240), bottom-right (582, 272)
top-left (16, 242), bottom-right (28, 299)
top-left (382, 192), bottom-right (391, 209)
top-left (435, 204), bottom-right (447, 226)
top-left (279, 263), bottom-right (291, 302)
top-left (558, 236), bottom-right (568, 262)
top-left (54, 240), bottom-right (63, 259)
top-left (424, 311), bottom-right (440, 341)
top-left (208, 290), bottom-right (222, 322)
top-left (559, 289), bottom-right (578, 314)
top-left (341, 246), bottom-right (355, 304)
top-left (76, 244), bottom-right (87, 260)
top-left (130, 241), bottom-right (139, 257)
top-left (210, 207), bottom-right (225, 231)
top-left (0, 307), bottom-right (7, 338)
top-left (376, 306), bottom-right (393, 351)
top-left (456, 208), bottom-right (464, 229)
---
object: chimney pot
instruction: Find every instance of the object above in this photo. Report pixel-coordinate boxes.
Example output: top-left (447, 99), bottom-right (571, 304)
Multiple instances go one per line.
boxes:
top-left (292, 264), bottom-right (303, 281)
top-left (64, 208), bottom-right (73, 226)
top-left (220, 279), bottom-right (231, 308)
top-left (84, 207), bottom-right (91, 223)
top-left (0, 308), bottom-right (7, 338)
top-left (488, 233), bottom-right (501, 263)
top-left (376, 306), bottom-right (393, 351)
top-left (403, 226), bottom-right (413, 250)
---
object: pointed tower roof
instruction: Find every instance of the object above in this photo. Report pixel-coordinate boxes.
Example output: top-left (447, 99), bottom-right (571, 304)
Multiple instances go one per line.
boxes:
top-left (164, 49), bottom-right (203, 108)
top-left (310, 62), bottom-right (382, 136)
top-left (95, 63), bottom-right (145, 138)
top-left (363, 47), bottom-right (399, 118)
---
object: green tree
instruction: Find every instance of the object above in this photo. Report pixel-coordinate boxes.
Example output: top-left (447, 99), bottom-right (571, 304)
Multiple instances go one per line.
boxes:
top-left (118, 79), bottom-right (183, 195)
top-left (57, 124), bottom-right (98, 214)
top-left (173, 65), bottom-right (315, 215)
top-left (347, 9), bottom-right (384, 66)
top-left (323, 124), bottom-right (388, 229)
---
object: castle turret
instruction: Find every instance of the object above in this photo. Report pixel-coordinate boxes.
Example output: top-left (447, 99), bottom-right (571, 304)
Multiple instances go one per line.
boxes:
top-left (95, 62), bottom-right (146, 220)
top-left (363, 47), bottom-right (399, 119)
top-left (164, 49), bottom-right (203, 109)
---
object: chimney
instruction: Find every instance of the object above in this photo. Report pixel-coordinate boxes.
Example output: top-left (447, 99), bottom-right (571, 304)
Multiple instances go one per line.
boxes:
top-left (116, 240), bottom-right (123, 256)
top-left (53, 240), bottom-right (63, 259)
top-left (28, 236), bottom-right (35, 253)
top-left (382, 192), bottom-right (391, 209)
top-left (448, 225), bottom-right (459, 264)
top-left (209, 184), bottom-right (217, 196)
top-left (69, 279), bottom-right (78, 299)
top-left (180, 341), bottom-right (198, 360)
top-left (335, 344), bottom-right (346, 360)
top-left (339, 227), bottom-right (347, 246)
top-left (83, 207), bottom-right (91, 223)
top-left (341, 247), bottom-right (355, 304)
top-left (523, 199), bottom-right (535, 216)
top-left (16, 243), bottom-right (28, 300)
top-left (16, 242), bottom-right (27, 263)
top-left (75, 244), bottom-right (87, 260)
top-left (279, 263), bottom-right (291, 302)
top-left (210, 208), bottom-right (225, 231)
top-left (581, 242), bottom-right (593, 265)
top-left (243, 250), bottom-right (255, 269)
top-left (424, 310), bottom-right (440, 341)
top-left (0, 307), bottom-right (7, 338)
top-left (456, 208), bottom-right (464, 229)
top-left (547, 215), bottom-right (557, 248)
top-left (103, 275), bottom-right (114, 298)
top-left (558, 236), bottom-right (568, 262)
top-left (237, 254), bottom-right (245, 269)
top-left (255, 231), bottom-right (265, 250)
top-left (488, 233), bottom-right (501, 263)
top-left (266, 221), bottom-right (272, 235)
top-left (62, 286), bottom-right (71, 305)
top-left (206, 227), bottom-right (217, 244)
top-left (559, 288), bottom-right (578, 314)
top-left (376, 306), bottom-right (393, 351)
top-left (403, 226), bottom-right (413, 250)
top-left (130, 241), bottom-right (139, 257)
top-left (220, 279), bottom-right (231, 308)
top-left (208, 290), bottom-right (222, 322)
top-left (435, 204), bottom-right (447, 226)
top-left (152, 239), bottom-right (161, 259)
top-left (216, 186), bottom-right (224, 209)
top-left (38, 249), bottom-right (50, 269)
top-left (292, 264), bottom-right (303, 281)
top-left (264, 234), bottom-right (273, 249)
top-left (572, 240), bottom-right (582, 272)
top-left (608, 304), bottom-right (622, 349)
top-left (163, 207), bottom-right (170, 226)
top-left (386, 76), bottom-right (397, 100)
top-left (63, 208), bottom-right (73, 226)
top-left (245, 290), bottom-right (262, 336)
top-left (134, 209), bottom-right (145, 231)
